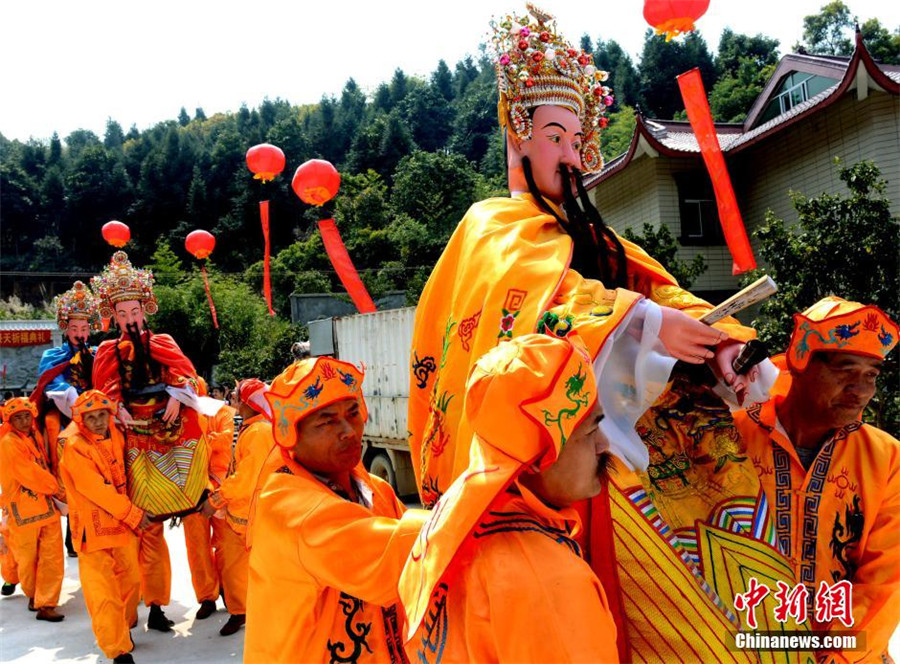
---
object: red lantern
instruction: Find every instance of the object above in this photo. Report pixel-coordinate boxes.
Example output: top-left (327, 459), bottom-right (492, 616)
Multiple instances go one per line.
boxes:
top-left (101, 220), bottom-right (130, 248)
top-left (246, 143), bottom-right (286, 183)
top-left (185, 230), bottom-right (216, 260)
top-left (184, 230), bottom-right (219, 329)
top-left (292, 159), bottom-right (341, 207)
top-left (643, 0), bottom-right (710, 41)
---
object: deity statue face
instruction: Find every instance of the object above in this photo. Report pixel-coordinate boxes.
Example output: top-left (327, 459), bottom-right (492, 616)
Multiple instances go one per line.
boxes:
top-left (114, 300), bottom-right (145, 334)
top-left (65, 319), bottom-right (91, 347)
top-left (510, 105), bottom-right (584, 204)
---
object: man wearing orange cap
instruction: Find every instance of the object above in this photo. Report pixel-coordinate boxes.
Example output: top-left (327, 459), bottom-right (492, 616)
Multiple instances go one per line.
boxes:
top-left (401, 333), bottom-right (619, 663)
top-left (244, 357), bottom-right (428, 663)
top-left (735, 297), bottom-right (900, 664)
top-left (32, 280), bottom-right (103, 558)
top-left (193, 378), bottom-right (274, 636)
top-left (60, 389), bottom-right (152, 664)
top-left (0, 398), bottom-right (64, 621)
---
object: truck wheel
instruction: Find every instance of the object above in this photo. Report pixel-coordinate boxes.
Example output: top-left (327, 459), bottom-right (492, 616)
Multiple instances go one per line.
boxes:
top-left (368, 453), bottom-right (397, 492)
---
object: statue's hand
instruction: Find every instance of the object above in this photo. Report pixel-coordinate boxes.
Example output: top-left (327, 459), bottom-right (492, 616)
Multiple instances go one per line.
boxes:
top-left (659, 307), bottom-right (728, 363)
top-left (162, 396), bottom-right (181, 424)
top-left (709, 340), bottom-right (763, 407)
top-left (117, 405), bottom-right (135, 428)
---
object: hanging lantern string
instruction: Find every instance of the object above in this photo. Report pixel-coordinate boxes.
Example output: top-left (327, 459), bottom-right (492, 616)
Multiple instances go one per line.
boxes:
top-left (200, 262), bottom-right (219, 329)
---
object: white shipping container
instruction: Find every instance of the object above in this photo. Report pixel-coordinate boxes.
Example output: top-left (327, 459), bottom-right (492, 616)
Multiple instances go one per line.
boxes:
top-left (332, 307), bottom-right (416, 444)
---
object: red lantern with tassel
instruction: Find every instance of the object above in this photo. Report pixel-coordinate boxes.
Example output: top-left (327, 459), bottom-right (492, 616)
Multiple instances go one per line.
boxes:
top-left (102, 220), bottom-right (131, 248)
top-left (292, 159), bottom-right (341, 206)
top-left (185, 230), bottom-right (219, 329)
top-left (291, 159), bottom-right (376, 315)
top-left (643, 0), bottom-right (710, 41)
top-left (246, 144), bottom-right (286, 183)
top-left (246, 143), bottom-right (286, 316)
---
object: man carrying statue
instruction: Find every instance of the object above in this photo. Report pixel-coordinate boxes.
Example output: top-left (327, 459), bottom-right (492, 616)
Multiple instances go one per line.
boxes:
top-left (31, 280), bottom-right (102, 557)
top-left (90, 251), bottom-right (211, 632)
top-left (407, 5), bottom-right (805, 663)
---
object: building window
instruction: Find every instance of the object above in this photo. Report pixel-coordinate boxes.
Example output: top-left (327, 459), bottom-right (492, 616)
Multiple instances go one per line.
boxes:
top-left (675, 172), bottom-right (724, 246)
top-left (757, 71), bottom-right (840, 125)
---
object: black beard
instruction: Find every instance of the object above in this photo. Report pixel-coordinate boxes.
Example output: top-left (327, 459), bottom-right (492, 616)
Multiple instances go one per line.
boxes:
top-left (522, 156), bottom-right (626, 289)
top-left (77, 339), bottom-right (94, 379)
top-left (125, 323), bottom-right (153, 387)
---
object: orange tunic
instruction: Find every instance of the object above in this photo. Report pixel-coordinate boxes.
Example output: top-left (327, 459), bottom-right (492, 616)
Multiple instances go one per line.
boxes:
top-left (407, 485), bottom-right (618, 664)
top-left (59, 425), bottom-right (144, 553)
top-left (0, 426), bottom-right (59, 531)
top-left (244, 454), bottom-right (427, 664)
top-left (206, 404), bottom-right (236, 488)
top-left (735, 399), bottom-right (900, 664)
top-left (207, 414), bottom-right (275, 537)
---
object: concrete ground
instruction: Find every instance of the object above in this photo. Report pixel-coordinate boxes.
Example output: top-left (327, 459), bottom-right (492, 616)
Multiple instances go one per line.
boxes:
top-left (1, 520), bottom-right (897, 663)
top-left (0, 520), bottom-right (243, 664)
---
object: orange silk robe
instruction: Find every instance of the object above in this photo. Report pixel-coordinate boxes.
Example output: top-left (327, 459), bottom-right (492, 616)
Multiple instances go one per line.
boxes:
top-left (206, 404), bottom-right (236, 488)
top-left (0, 426), bottom-right (59, 530)
top-left (207, 414), bottom-right (275, 537)
top-left (406, 485), bottom-right (618, 664)
top-left (408, 194), bottom-right (805, 664)
top-left (244, 454), bottom-right (427, 664)
top-left (735, 399), bottom-right (900, 664)
top-left (59, 425), bottom-right (143, 552)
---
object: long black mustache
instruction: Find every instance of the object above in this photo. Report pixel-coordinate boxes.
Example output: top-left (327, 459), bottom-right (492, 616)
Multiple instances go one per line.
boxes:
top-left (522, 156), bottom-right (627, 289)
top-left (77, 339), bottom-right (94, 378)
top-left (125, 322), bottom-right (154, 386)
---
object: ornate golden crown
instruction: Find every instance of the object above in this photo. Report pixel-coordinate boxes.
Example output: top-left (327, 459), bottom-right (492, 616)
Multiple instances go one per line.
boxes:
top-left (91, 251), bottom-right (158, 319)
top-left (490, 3), bottom-right (613, 173)
top-left (55, 280), bottom-right (102, 331)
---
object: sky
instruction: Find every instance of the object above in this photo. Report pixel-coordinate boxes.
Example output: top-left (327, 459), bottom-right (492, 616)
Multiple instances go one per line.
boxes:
top-left (2, 0), bottom-right (898, 143)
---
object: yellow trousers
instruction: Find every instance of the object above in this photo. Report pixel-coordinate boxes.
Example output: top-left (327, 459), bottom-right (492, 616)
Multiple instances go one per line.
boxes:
top-left (79, 540), bottom-right (140, 659)
top-left (10, 521), bottom-right (63, 608)
top-left (212, 518), bottom-right (248, 615)
top-left (183, 512), bottom-right (218, 603)
top-left (1, 532), bottom-right (19, 584)
top-left (138, 522), bottom-right (171, 606)
top-left (183, 513), bottom-right (248, 614)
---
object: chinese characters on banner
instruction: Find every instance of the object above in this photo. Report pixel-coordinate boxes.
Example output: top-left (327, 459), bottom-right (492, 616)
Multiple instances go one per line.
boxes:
top-left (734, 578), bottom-right (854, 630)
top-left (0, 330), bottom-right (52, 347)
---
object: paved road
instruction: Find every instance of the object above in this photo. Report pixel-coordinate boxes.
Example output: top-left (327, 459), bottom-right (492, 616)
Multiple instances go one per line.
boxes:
top-left (0, 519), bottom-right (243, 663)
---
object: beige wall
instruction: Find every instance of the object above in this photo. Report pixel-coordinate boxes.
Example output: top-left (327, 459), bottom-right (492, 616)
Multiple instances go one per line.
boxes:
top-left (591, 87), bottom-right (899, 296)
top-left (593, 155), bottom-right (743, 293)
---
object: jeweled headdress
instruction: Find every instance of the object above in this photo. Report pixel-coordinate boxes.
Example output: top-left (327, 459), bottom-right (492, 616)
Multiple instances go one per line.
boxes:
top-left (55, 280), bottom-right (102, 331)
top-left (91, 251), bottom-right (158, 319)
top-left (490, 3), bottom-right (613, 172)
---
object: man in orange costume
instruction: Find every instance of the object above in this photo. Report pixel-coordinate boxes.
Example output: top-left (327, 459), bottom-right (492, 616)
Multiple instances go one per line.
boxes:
top-left (0, 398), bottom-right (64, 621)
top-left (32, 280), bottom-right (102, 558)
top-left (244, 357), bottom-right (428, 663)
top-left (179, 376), bottom-right (237, 630)
top-left (91, 251), bottom-right (210, 632)
top-left (735, 297), bottom-right (900, 664)
top-left (408, 8), bottom-right (799, 664)
top-left (192, 378), bottom-right (273, 636)
top-left (0, 406), bottom-right (20, 597)
top-left (60, 389), bottom-right (152, 664)
top-left (402, 333), bottom-right (619, 663)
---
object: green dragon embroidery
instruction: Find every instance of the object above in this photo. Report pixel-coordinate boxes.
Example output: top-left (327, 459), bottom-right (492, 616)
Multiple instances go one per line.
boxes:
top-left (542, 364), bottom-right (590, 446)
